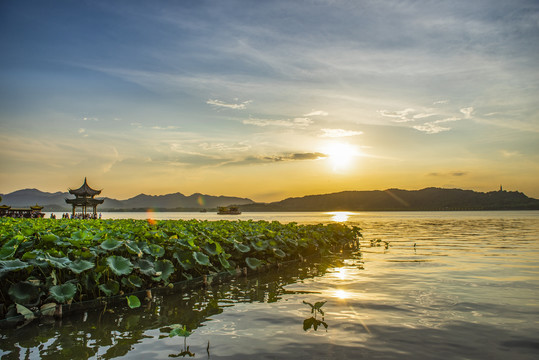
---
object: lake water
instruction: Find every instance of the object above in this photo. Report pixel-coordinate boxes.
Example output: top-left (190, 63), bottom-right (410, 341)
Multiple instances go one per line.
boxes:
top-left (1, 211), bottom-right (539, 359)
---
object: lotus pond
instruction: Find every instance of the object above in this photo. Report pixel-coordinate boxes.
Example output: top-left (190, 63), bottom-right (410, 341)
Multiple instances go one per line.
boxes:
top-left (0, 218), bottom-right (361, 321)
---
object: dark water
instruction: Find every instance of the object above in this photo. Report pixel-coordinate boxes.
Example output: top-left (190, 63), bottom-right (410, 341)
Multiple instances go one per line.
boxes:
top-left (1, 211), bottom-right (538, 359)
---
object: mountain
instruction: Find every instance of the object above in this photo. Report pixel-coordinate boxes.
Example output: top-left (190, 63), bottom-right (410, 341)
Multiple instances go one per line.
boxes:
top-left (0, 189), bottom-right (254, 211)
top-left (239, 188), bottom-right (539, 211)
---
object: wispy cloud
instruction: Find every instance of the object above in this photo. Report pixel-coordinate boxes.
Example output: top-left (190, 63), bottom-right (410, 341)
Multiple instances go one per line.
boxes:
top-left (320, 128), bottom-right (363, 138)
top-left (243, 117), bottom-right (312, 128)
top-left (413, 117), bottom-right (462, 134)
top-left (500, 150), bottom-right (521, 158)
top-left (433, 100), bottom-right (449, 105)
top-left (460, 107), bottom-right (474, 119)
top-left (303, 110), bottom-right (328, 117)
top-left (428, 171), bottom-right (468, 177)
top-left (378, 108), bottom-right (416, 122)
top-left (206, 99), bottom-right (252, 110)
top-left (82, 117), bottom-right (99, 121)
top-left (224, 152), bottom-right (327, 166)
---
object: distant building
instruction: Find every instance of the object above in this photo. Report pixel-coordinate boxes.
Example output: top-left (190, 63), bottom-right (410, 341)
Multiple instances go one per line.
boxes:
top-left (65, 178), bottom-right (104, 218)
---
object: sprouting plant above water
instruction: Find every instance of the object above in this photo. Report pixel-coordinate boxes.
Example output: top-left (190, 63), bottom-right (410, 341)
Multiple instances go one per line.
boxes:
top-left (168, 324), bottom-right (195, 358)
top-left (370, 238), bottom-right (389, 249)
top-left (302, 300), bottom-right (328, 331)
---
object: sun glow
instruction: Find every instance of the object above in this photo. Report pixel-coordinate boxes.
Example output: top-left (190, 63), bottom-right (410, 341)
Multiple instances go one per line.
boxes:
top-left (324, 142), bottom-right (360, 172)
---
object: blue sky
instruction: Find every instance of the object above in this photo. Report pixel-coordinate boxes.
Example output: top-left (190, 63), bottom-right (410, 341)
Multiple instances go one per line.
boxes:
top-left (1, 0), bottom-right (538, 201)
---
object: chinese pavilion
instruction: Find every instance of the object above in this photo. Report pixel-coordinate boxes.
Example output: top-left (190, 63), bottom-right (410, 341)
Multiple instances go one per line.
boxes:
top-left (65, 178), bottom-right (104, 217)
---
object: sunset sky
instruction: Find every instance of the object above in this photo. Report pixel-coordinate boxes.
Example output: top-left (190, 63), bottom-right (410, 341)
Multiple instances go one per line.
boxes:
top-left (1, 0), bottom-right (538, 202)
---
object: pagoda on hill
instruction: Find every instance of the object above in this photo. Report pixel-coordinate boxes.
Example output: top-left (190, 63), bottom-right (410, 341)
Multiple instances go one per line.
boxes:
top-left (65, 178), bottom-right (104, 218)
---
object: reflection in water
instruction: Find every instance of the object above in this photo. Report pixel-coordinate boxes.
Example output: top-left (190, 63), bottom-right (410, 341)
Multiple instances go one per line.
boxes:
top-left (0, 255), bottom-right (346, 359)
top-left (327, 211), bottom-right (353, 222)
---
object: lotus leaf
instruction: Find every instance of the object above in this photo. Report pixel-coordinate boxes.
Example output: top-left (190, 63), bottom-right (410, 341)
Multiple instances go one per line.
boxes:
top-left (8, 281), bottom-right (42, 305)
top-left (218, 252), bottom-right (231, 269)
top-left (245, 257), bottom-right (263, 270)
top-left (234, 242), bottom-right (250, 253)
top-left (127, 274), bottom-right (143, 287)
top-left (124, 241), bottom-right (143, 257)
top-left (0, 259), bottom-right (31, 276)
top-left (68, 259), bottom-right (95, 274)
top-left (38, 254), bottom-right (71, 269)
top-left (145, 244), bottom-right (165, 258)
top-left (153, 259), bottom-right (175, 282)
top-left (40, 303), bottom-right (57, 317)
top-left (202, 242), bottom-right (222, 256)
top-left (193, 251), bottom-right (210, 266)
top-left (40, 233), bottom-right (59, 244)
top-left (169, 324), bottom-right (191, 338)
top-left (273, 248), bottom-right (286, 258)
top-left (99, 280), bottom-right (120, 296)
top-left (173, 251), bottom-right (194, 270)
top-left (16, 304), bottom-right (36, 321)
top-left (126, 295), bottom-right (141, 309)
top-left (49, 283), bottom-right (77, 303)
top-left (251, 240), bottom-right (268, 251)
top-left (100, 238), bottom-right (123, 251)
top-left (134, 258), bottom-right (156, 276)
top-left (106, 255), bottom-right (133, 276)
top-left (0, 239), bottom-right (19, 259)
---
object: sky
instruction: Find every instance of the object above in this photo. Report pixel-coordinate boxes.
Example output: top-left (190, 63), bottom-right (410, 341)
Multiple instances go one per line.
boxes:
top-left (1, 0), bottom-right (538, 202)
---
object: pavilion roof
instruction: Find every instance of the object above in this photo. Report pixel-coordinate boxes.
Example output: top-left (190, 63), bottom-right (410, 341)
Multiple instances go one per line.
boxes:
top-left (65, 198), bottom-right (104, 205)
top-left (68, 177), bottom-right (102, 197)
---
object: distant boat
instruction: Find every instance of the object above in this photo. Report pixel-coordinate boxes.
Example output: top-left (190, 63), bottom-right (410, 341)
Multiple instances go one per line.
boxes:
top-left (217, 206), bottom-right (241, 215)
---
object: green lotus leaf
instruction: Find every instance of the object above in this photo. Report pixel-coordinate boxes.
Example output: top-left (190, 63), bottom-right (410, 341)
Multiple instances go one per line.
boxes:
top-left (134, 258), bottom-right (156, 276)
top-left (100, 238), bottom-right (123, 251)
top-left (8, 281), bottom-right (42, 305)
top-left (218, 252), bottom-right (231, 269)
top-left (38, 254), bottom-right (71, 269)
top-left (99, 280), bottom-right (120, 296)
top-left (153, 259), bottom-right (175, 282)
top-left (68, 259), bottom-right (95, 274)
top-left (49, 283), bottom-right (77, 303)
top-left (173, 250), bottom-right (194, 270)
top-left (251, 240), bottom-right (268, 251)
top-left (0, 239), bottom-right (19, 259)
top-left (126, 295), bottom-right (141, 309)
top-left (273, 248), bottom-right (286, 258)
top-left (234, 242), bottom-right (250, 253)
top-left (127, 274), bottom-right (143, 287)
top-left (125, 241), bottom-right (143, 257)
top-left (245, 257), bottom-right (263, 270)
top-left (16, 304), bottom-right (36, 321)
top-left (41, 233), bottom-right (59, 244)
top-left (145, 244), bottom-right (165, 258)
top-left (0, 259), bottom-right (31, 276)
top-left (193, 251), bottom-right (210, 266)
top-left (202, 242), bottom-right (222, 256)
top-left (169, 324), bottom-right (191, 338)
top-left (106, 255), bottom-right (133, 276)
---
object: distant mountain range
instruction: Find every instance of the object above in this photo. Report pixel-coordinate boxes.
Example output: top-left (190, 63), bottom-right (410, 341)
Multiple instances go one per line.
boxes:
top-left (1, 187), bottom-right (538, 212)
top-left (239, 188), bottom-right (539, 211)
top-left (0, 189), bottom-right (254, 211)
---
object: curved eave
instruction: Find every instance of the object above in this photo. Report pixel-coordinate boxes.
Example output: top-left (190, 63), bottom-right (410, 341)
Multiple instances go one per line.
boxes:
top-left (65, 198), bottom-right (104, 205)
top-left (68, 178), bottom-right (102, 197)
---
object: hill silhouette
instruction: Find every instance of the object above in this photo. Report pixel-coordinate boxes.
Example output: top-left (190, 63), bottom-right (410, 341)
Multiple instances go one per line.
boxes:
top-left (239, 188), bottom-right (539, 211)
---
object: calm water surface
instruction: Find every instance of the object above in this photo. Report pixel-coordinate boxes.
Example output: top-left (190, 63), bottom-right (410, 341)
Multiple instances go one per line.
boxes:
top-left (1, 211), bottom-right (538, 359)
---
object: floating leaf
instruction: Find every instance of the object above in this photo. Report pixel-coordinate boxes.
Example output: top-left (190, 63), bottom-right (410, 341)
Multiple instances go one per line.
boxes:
top-left (99, 280), bottom-right (120, 296)
top-left (8, 282), bottom-right (41, 305)
top-left (49, 283), bottom-right (77, 303)
top-left (153, 259), bottom-right (175, 282)
top-left (126, 295), bottom-right (141, 309)
top-left (100, 238), bottom-right (122, 251)
top-left (68, 259), bottom-right (95, 274)
top-left (245, 257), bottom-right (263, 270)
top-left (193, 252), bottom-right (210, 266)
top-left (106, 255), bottom-right (133, 276)
top-left (234, 242), bottom-right (250, 253)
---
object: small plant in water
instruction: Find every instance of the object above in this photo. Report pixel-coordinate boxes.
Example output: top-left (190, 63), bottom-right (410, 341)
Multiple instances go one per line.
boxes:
top-left (302, 300), bottom-right (328, 331)
top-left (168, 324), bottom-right (195, 357)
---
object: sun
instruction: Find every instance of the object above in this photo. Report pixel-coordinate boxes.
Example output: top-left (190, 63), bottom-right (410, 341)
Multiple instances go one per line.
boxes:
top-left (324, 142), bottom-right (359, 172)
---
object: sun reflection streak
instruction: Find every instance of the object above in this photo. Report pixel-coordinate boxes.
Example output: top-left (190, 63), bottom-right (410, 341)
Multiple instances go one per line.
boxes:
top-left (328, 211), bottom-right (354, 223)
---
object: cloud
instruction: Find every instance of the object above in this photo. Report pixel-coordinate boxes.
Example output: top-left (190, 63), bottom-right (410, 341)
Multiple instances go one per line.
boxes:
top-left (460, 107), bottom-right (474, 118)
top-left (78, 128), bottom-right (86, 134)
top-left (82, 117), bottom-right (99, 121)
top-left (433, 100), bottom-right (449, 105)
top-left (378, 108), bottom-right (416, 122)
top-left (320, 128), bottom-right (363, 138)
top-left (222, 152), bottom-right (327, 166)
top-left (206, 99), bottom-right (251, 110)
top-left (428, 171), bottom-right (468, 177)
top-left (413, 113), bottom-right (437, 119)
top-left (303, 110), bottom-right (328, 117)
top-left (413, 123), bottom-right (450, 134)
top-left (151, 125), bottom-right (181, 130)
top-left (243, 117), bottom-right (313, 128)
top-left (500, 150), bottom-right (521, 158)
